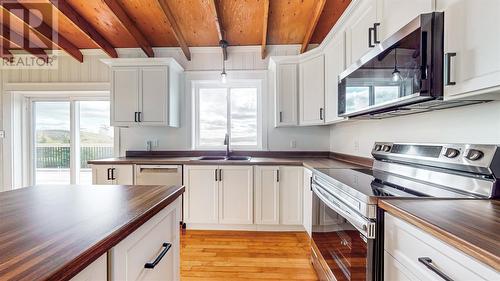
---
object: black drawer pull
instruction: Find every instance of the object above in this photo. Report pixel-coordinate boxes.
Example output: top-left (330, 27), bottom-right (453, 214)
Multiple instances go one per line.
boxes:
top-left (418, 257), bottom-right (454, 281)
top-left (145, 242), bottom-right (172, 269)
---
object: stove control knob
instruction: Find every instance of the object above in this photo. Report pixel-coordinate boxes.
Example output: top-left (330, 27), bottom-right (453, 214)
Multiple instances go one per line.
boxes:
top-left (382, 145), bottom-right (392, 152)
top-left (465, 149), bottom-right (484, 161)
top-left (443, 148), bottom-right (460, 158)
top-left (374, 144), bottom-right (382, 151)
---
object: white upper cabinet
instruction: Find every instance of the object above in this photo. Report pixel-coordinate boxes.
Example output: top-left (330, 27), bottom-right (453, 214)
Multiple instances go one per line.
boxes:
top-left (345, 0), bottom-right (378, 66)
top-left (270, 59), bottom-right (299, 127)
top-left (299, 55), bottom-right (325, 125)
top-left (437, 0), bottom-right (500, 100)
top-left (324, 32), bottom-right (347, 124)
top-left (102, 58), bottom-right (183, 127)
top-left (377, 0), bottom-right (435, 42)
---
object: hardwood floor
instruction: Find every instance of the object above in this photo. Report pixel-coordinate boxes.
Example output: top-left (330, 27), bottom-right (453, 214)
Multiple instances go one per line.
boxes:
top-left (181, 230), bottom-right (319, 281)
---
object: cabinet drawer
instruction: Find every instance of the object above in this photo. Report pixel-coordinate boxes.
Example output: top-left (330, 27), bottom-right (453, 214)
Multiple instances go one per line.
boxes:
top-left (384, 213), bottom-right (499, 281)
top-left (110, 198), bottom-right (181, 281)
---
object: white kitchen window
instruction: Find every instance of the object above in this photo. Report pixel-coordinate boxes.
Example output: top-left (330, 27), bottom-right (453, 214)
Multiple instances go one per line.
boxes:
top-left (193, 81), bottom-right (262, 150)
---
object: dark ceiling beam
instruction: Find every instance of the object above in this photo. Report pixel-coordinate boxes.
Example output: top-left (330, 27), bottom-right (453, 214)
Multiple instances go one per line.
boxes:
top-left (48, 0), bottom-right (118, 58)
top-left (208, 0), bottom-right (226, 59)
top-left (261, 0), bottom-right (269, 59)
top-left (156, 0), bottom-right (191, 60)
top-left (102, 0), bottom-right (154, 57)
top-left (300, 0), bottom-right (326, 53)
top-left (0, 23), bottom-right (48, 60)
top-left (0, 4), bottom-right (83, 62)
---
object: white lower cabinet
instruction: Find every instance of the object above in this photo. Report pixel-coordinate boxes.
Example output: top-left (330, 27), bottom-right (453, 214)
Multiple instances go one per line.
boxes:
top-left (279, 166), bottom-right (303, 225)
top-left (91, 164), bottom-right (134, 185)
top-left (218, 166), bottom-right (254, 224)
top-left (184, 165), bottom-right (253, 225)
top-left (110, 197), bottom-right (181, 281)
top-left (183, 165), bottom-right (219, 224)
top-left (384, 213), bottom-right (499, 281)
top-left (70, 254), bottom-right (107, 281)
top-left (302, 168), bottom-right (313, 236)
top-left (254, 166), bottom-right (280, 225)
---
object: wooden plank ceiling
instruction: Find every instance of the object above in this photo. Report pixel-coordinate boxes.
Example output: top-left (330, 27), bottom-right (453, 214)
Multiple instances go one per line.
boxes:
top-left (0, 0), bottom-right (351, 61)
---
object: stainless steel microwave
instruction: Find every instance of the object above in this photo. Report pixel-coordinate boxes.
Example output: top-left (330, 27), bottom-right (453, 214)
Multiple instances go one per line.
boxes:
top-left (338, 12), bottom-right (452, 118)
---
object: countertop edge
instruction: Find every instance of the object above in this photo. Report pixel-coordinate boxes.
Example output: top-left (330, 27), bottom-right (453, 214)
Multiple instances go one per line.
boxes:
top-left (378, 199), bottom-right (500, 270)
top-left (48, 185), bottom-right (185, 281)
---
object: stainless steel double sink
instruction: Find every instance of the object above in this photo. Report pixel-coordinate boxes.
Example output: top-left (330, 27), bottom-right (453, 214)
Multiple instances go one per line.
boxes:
top-left (196, 156), bottom-right (251, 161)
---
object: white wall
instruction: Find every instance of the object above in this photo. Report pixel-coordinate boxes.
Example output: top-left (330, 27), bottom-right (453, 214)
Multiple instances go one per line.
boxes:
top-left (330, 101), bottom-right (500, 157)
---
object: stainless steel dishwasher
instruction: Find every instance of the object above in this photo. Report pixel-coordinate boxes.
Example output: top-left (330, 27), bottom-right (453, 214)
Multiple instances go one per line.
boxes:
top-left (135, 165), bottom-right (182, 186)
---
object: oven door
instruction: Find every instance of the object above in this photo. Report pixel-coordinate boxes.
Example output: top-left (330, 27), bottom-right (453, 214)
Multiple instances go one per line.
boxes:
top-left (311, 183), bottom-right (374, 281)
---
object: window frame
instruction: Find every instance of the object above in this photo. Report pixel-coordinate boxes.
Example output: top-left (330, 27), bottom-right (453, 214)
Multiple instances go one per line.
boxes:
top-left (193, 80), bottom-right (263, 150)
top-left (27, 95), bottom-right (112, 185)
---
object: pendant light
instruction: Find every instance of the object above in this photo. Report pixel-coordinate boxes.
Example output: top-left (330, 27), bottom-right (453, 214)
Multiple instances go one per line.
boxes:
top-left (392, 48), bottom-right (402, 82)
top-left (220, 40), bottom-right (228, 83)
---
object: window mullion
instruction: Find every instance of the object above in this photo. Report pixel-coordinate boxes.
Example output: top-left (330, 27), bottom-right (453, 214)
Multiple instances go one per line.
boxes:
top-left (70, 101), bottom-right (80, 184)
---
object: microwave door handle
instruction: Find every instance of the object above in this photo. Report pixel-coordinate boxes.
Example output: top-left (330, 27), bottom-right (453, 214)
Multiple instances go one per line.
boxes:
top-left (312, 184), bottom-right (374, 238)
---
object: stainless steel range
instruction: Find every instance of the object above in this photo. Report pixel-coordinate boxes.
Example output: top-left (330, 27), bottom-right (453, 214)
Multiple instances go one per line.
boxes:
top-left (310, 142), bottom-right (500, 281)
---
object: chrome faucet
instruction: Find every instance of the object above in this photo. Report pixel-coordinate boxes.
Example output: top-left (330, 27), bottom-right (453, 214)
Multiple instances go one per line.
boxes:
top-left (223, 133), bottom-right (230, 157)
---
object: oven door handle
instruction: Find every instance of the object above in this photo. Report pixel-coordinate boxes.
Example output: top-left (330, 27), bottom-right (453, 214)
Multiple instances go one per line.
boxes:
top-left (312, 183), bottom-right (375, 239)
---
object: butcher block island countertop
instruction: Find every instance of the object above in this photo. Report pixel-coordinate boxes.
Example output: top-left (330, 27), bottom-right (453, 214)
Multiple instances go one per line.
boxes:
top-left (379, 199), bottom-right (500, 271)
top-left (0, 184), bottom-right (184, 281)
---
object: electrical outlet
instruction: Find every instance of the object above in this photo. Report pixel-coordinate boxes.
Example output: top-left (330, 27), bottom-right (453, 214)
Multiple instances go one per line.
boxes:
top-left (0, 130), bottom-right (4, 138)
top-left (290, 139), bottom-right (297, 148)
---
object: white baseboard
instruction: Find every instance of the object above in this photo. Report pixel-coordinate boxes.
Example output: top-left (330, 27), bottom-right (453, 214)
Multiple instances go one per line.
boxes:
top-left (185, 223), bottom-right (306, 232)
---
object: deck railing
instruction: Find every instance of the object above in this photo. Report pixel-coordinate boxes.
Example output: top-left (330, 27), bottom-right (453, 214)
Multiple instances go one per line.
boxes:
top-left (36, 144), bottom-right (113, 168)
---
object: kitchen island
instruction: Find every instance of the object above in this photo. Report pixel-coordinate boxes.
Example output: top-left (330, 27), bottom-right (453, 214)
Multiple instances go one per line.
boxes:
top-left (0, 184), bottom-right (184, 281)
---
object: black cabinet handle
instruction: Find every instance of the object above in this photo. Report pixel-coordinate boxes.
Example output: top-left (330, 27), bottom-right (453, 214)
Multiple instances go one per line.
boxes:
top-left (319, 108), bottom-right (324, 120)
top-left (418, 257), bottom-right (454, 281)
top-left (445, 52), bottom-right (456, 86)
top-left (144, 242), bottom-right (172, 269)
top-left (368, 27), bottom-right (375, 47)
top-left (111, 168), bottom-right (116, 180)
top-left (276, 170), bottom-right (280, 182)
top-left (138, 112), bottom-right (142, 122)
top-left (134, 112), bottom-right (138, 122)
top-left (279, 111), bottom-right (283, 123)
top-left (373, 23), bottom-right (380, 44)
top-left (215, 169), bottom-right (218, 181)
top-left (219, 169), bottom-right (222, 181)
top-left (107, 168), bottom-right (111, 180)
top-left (310, 176), bottom-right (313, 191)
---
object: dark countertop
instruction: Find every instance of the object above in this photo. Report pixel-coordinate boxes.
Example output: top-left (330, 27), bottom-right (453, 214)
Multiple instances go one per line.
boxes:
top-left (0, 184), bottom-right (185, 281)
top-left (379, 199), bottom-right (500, 270)
top-left (87, 156), bottom-right (365, 170)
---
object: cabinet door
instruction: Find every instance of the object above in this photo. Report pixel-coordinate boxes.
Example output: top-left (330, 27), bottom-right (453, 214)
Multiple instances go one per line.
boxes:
top-left (345, 0), bottom-right (377, 66)
top-left (218, 166), bottom-right (253, 224)
top-left (300, 55), bottom-right (325, 125)
top-left (111, 198), bottom-right (181, 281)
top-left (113, 165), bottom-right (134, 185)
top-left (183, 165), bottom-right (219, 224)
top-left (70, 254), bottom-right (107, 281)
top-left (438, 0), bottom-right (500, 99)
top-left (384, 251), bottom-right (419, 281)
top-left (140, 67), bottom-right (168, 125)
top-left (279, 166), bottom-right (303, 225)
top-left (92, 165), bottom-right (114, 185)
top-left (302, 168), bottom-right (313, 236)
top-left (254, 166), bottom-right (280, 225)
top-left (112, 67), bottom-right (139, 126)
top-left (324, 33), bottom-right (347, 124)
top-left (276, 63), bottom-right (298, 126)
top-left (377, 0), bottom-right (434, 42)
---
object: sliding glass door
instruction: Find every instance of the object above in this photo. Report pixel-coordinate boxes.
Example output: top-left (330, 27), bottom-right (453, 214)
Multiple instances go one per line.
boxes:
top-left (32, 99), bottom-right (113, 185)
